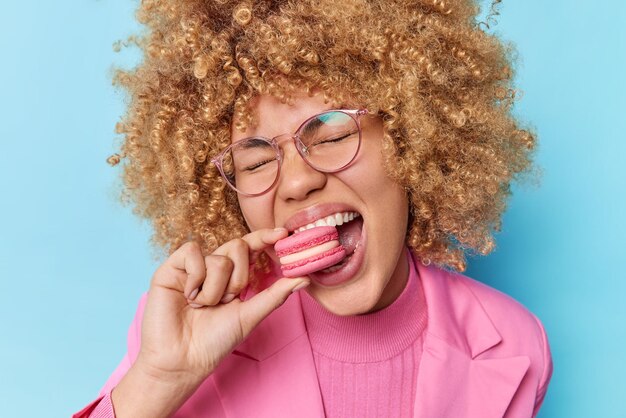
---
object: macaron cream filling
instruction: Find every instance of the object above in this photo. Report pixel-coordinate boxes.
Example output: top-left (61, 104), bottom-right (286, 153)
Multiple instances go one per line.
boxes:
top-left (279, 240), bottom-right (340, 265)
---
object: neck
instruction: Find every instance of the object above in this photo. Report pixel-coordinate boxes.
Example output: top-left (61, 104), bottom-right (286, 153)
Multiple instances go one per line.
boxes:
top-left (299, 248), bottom-right (427, 362)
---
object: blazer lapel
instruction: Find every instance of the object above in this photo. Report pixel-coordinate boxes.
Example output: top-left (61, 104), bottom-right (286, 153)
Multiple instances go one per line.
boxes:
top-left (413, 257), bottom-right (530, 418)
top-left (213, 254), bottom-right (529, 418)
top-left (212, 282), bottom-right (325, 418)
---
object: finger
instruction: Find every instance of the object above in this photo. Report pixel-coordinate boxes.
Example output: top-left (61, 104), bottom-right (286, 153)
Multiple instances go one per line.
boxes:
top-left (212, 238), bottom-right (249, 302)
top-left (157, 241), bottom-right (206, 297)
top-left (210, 228), bottom-right (288, 303)
top-left (238, 277), bottom-right (310, 336)
top-left (240, 227), bottom-right (288, 253)
top-left (190, 254), bottom-right (234, 306)
top-left (185, 229), bottom-right (289, 306)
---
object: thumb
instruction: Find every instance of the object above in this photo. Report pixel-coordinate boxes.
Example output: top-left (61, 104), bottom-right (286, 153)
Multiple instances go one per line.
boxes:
top-left (238, 278), bottom-right (310, 337)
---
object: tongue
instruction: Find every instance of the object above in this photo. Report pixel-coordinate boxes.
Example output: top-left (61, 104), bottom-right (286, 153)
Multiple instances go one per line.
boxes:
top-left (336, 217), bottom-right (363, 255)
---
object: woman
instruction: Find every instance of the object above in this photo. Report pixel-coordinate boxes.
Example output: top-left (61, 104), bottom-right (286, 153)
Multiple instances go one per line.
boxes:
top-left (75, 0), bottom-right (552, 417)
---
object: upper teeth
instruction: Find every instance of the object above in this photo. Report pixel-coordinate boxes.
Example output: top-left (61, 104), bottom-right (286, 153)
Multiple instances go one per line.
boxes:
top-left (294, 211), bottom-right (360, 233)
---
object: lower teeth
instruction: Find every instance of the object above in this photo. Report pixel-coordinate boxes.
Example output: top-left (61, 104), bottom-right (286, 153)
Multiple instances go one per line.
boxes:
top-left (320, 263), bottom-right (344, 273)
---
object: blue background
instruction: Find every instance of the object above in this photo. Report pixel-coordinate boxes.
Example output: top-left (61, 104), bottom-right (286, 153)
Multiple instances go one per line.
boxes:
top-left (1, 1), bottom-right (624, 416)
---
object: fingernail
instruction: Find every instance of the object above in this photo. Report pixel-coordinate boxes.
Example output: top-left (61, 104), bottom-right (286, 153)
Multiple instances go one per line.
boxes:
top-left (220, 293), bottom-right (236, 303)
top-left (274, 227), bottom-right (287, 233)
top-left (188, 288), bottom-right (199, 301)
top-left (291, 280), bottom-right (310, 293)
top-left (189, 302), bottom-right (204, 308)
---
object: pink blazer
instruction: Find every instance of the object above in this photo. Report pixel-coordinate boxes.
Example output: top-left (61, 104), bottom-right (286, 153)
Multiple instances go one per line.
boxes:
top-left (75, 256), bottom-right (553, 417)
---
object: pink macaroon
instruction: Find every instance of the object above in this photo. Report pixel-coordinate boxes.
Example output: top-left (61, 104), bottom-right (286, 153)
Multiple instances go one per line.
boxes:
top-left (274, 226), bottom-right (346, 277)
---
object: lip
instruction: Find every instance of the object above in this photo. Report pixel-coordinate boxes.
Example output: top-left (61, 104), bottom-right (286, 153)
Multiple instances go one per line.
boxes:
top-left (282, 202), bottom-right (361, 233)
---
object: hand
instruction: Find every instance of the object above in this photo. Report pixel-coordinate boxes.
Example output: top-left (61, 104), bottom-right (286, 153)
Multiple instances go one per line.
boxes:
top-left (135, 227), bottom-right (309, 386)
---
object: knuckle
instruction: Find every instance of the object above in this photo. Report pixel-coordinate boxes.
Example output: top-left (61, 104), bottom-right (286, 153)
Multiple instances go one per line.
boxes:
top-left (232, 270), bottom-right (249, 292)
top-left (186, 268), bottom-right (204, 282)
top-left (230, 238), bottom-right (248, 253)
top-left (212, 255), bottom-right (234, 272)
top-left (230, 278), bottom-right (247, 293)
top-left (182, 240), bottom-right (202, 254)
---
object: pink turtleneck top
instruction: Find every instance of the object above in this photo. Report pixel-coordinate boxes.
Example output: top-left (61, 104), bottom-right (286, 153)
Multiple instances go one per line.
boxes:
top-left (299, 252), bottom-right (428, 418)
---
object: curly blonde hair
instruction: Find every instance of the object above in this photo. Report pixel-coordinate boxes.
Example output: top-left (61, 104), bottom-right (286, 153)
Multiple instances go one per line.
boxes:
top-left (109, 0), bottom-right (537, 275)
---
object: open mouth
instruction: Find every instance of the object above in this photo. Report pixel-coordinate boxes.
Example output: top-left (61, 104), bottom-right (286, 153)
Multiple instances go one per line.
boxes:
top-left (291, 210), bottom-right (364, 275)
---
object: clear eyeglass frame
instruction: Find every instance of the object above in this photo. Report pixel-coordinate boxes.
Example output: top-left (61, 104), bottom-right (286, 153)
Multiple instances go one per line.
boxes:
top-left (211, 108), bottom-right (369, 197)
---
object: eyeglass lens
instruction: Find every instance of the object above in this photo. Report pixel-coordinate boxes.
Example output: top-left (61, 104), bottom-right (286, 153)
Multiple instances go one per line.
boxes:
top-left (221, 111), bottom-right (360, 195)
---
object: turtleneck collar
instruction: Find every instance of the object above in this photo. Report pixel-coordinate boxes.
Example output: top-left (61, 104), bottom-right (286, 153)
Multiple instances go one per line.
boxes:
top-left (300, 248), bottom-right (428, 363)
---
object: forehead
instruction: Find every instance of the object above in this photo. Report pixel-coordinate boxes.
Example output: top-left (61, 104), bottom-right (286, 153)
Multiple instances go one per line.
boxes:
top-left (231, 93), bottom-right (334, 143)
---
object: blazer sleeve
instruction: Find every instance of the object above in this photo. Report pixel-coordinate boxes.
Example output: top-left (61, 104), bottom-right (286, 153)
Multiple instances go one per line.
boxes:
top-left (72, 293), bottom-right (148, 418)
top-left (531, 313), bottom-right (554, 417)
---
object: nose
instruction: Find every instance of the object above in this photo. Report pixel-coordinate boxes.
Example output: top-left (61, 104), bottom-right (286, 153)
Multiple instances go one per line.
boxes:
top-left (276, 138), bottom-right (327, 201)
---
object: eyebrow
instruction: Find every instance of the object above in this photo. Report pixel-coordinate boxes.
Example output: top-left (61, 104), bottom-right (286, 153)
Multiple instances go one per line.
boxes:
top-left (300, 117), bottom-right (324, 137)
top-left (239, 137), bottom-right (274, 149)
top-left (236, 111), bottom-right (340, 145)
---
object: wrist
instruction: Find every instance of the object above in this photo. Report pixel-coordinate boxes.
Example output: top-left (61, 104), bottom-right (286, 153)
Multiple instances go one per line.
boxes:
top-left (111, 361), bottom-right (204, 418)
top-left (134, 356), bottom-right (207, 389)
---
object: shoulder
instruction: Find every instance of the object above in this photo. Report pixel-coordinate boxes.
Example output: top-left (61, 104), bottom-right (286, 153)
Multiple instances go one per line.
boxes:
top-left (454, 271), bottom-right (542, 330)
top-left (453, 270), bottom-right (554, 408)
top-left (450, 270), bottom-right (549, 357)
top-left (448, 273), bottom-right (544, 342)
top-left (426, 264), bottom-right (553, 393)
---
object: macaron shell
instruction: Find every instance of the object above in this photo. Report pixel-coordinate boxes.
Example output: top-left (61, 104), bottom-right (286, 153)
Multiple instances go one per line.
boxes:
top-left (281, 246), bottom-right (346, 278)
top-left (275, 226), bottom-right (339, 257)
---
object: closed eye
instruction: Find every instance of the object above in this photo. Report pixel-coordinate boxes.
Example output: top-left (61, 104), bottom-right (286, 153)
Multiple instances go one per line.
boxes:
top-left (244, 158), bottom-right (275, 171)
top-left (314, 131), bottom-right (357, 145)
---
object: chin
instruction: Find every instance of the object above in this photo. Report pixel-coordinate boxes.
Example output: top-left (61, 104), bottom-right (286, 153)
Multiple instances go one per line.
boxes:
top-left (305, 279), bottom-right (382, 316)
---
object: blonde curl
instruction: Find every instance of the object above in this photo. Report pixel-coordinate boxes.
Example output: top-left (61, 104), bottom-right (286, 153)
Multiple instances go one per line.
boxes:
top-left (109, 0), bottom-right (539, 283)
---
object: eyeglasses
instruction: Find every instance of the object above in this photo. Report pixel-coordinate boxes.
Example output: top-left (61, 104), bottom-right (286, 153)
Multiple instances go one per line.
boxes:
top-left (211, 109), bottom-right (368, 196)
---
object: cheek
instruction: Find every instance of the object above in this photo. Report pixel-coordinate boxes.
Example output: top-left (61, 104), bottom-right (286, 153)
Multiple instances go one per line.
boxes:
top-left (237, 195), bottom-right (275, 231)
top-left (343, 145), bottom-right (398, 196)
top-left (348, 151), bottom-right (409, 232)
